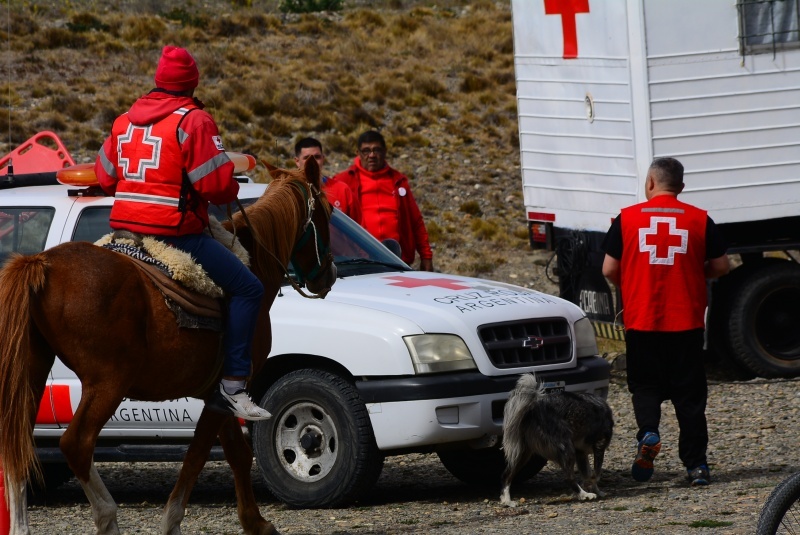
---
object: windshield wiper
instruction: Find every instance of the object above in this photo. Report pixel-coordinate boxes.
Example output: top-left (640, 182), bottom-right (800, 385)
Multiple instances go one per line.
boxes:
top-left (336, 257), bottom-right (410, 271)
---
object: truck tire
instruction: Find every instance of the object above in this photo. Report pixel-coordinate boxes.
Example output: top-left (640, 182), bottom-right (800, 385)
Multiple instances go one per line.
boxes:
top-left (728, 262), bottom-right (800, 378)
top-left (438, 448), bottom-right (546, 486)
top-left (252, 369), bottom-right (384, 508)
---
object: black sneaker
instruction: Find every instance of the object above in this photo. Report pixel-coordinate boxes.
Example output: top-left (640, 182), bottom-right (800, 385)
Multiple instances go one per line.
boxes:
top-left (687, 465), bottom-right (711, 486)
top-left (206, 384), bottom-right (272, 421)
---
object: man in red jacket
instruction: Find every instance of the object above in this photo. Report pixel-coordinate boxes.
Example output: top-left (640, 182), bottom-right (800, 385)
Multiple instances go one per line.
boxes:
top-left (94, 46), bottom-right (271, 421)
top-left (294, 137), bottom-right (361, 223)
top-left (333, 130), bottom-right (434, 271)
top-left (602, 157), bottom-right (730, 486)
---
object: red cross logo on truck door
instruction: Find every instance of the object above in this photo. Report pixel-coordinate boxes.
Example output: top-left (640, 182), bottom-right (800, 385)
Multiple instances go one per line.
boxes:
top-left (544, 0), bottom-right (590, 59)
top-left (639, 217), bottom-right (688, 265)
top-left (117, 123), bottom-right (162, 182)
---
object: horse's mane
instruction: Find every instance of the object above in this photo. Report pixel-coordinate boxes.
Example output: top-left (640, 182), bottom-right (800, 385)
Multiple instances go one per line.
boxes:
top-left (234, 169), bottom-right (306, 285)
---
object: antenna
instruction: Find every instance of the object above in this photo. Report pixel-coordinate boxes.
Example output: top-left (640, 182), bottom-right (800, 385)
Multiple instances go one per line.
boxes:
top-left (6, 2), bottom-right (10, 162)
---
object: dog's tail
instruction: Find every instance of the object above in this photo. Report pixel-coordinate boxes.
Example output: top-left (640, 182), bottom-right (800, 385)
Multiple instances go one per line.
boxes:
top-left (504, 373), bottom-right (547, 426)
top-left (515, 372), bottom-right (547, 397)
top-left (502, 373), bottom-right (546, 465)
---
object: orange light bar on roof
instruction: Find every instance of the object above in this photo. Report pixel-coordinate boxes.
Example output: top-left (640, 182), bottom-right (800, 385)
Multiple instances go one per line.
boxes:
top-left (57, 163), bottom-right (99, 187)
top-left (57, 152), bottom-right (257, 188)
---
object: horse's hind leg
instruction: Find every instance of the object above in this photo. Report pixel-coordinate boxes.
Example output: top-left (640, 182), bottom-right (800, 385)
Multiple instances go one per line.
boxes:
top-left (8, 478), bottom-right (30, 535)
top-left (77, 463), bottom-right (121, 535)
top-left (217, 417), bottom-right (278, 534)
top-left (59, 388), bottom-right (123, 535)
top-left (162, 410), bottom-right (223, 535)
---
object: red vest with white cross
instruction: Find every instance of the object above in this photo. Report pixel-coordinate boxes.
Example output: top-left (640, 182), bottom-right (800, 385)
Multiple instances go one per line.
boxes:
top-left (107, 106), bottom-right (200, 235)
top-left (619, 195), bottom-right (708, 331)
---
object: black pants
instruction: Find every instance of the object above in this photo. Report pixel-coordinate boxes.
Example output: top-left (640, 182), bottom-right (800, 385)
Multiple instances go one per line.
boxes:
top-left (625, 329), bottom-right (708, 470)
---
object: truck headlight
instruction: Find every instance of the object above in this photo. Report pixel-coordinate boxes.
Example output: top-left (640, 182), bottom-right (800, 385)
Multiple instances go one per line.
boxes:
top-left (574, 317), bottom-right (599, 357)
top-left (404, 334), bottom-right (477, 374)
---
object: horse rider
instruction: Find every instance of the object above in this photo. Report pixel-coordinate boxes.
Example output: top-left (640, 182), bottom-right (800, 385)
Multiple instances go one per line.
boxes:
top-left (94, 45), bottom-right (271, 421)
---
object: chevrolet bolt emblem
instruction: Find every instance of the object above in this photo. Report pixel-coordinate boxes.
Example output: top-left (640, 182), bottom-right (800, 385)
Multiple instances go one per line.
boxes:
top-left (522, 336), bottom-right (544, 350)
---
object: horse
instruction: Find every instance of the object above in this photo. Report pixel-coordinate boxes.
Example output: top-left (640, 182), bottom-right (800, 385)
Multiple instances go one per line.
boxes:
top-left (0, 157), bottom-right (336, 535)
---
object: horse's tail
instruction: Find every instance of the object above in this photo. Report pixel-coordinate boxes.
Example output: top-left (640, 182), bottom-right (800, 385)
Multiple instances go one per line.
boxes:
top-left (0, 253), bottom-right (49, 488)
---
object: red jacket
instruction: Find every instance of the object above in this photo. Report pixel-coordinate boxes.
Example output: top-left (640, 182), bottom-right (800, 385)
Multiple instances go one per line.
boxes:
top-left (619, 195), bottom-right (708, 331)
top-left (333, 158), bottom-right (432, 265)
top-left (95, 91), bottom-right (237, 236)
top-left (323, 175), bottom-right (362, 223)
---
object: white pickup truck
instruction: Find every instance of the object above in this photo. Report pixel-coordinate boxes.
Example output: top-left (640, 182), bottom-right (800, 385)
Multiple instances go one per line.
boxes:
top-left (1, 170), bottom-right (610, 508)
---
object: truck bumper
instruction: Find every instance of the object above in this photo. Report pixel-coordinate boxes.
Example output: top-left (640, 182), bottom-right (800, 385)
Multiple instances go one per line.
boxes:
top-left (356, 355), bottom-right (610, 451)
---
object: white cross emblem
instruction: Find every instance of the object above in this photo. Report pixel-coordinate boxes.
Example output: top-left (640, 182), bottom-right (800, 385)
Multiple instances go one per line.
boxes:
top-left (118, 123), bottom-right (162, 182)
top-left (639, 216), bottom-right (687, 265)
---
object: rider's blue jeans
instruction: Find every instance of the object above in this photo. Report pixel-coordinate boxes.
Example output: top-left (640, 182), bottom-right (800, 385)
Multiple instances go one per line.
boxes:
top-left (160, 232), bottom-right (264, 377)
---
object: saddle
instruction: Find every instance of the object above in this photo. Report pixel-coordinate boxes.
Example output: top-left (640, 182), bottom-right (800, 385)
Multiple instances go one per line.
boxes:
top-left (131, 259), bottom-right (223, 319)
top-left (95, 219), bottom-right (250, 330)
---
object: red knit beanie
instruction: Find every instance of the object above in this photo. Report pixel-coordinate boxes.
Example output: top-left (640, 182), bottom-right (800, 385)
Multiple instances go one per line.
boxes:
top-left (154, 46), bottom-right (199, 92)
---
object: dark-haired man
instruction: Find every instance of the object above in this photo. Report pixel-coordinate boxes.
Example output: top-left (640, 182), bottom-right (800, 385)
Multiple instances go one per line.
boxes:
top-left (294, 137), bottom-right (361, 223)
top-left (601, 157), bottom-right (730, 486)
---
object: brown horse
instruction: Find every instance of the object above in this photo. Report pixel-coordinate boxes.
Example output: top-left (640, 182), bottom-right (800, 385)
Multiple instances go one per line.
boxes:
top-left (0, 158), bottom-right (336, 535)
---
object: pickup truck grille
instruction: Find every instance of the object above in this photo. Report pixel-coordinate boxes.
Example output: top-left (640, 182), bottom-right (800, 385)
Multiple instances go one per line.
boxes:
top-left (478, 318), bottom-right (572, 369)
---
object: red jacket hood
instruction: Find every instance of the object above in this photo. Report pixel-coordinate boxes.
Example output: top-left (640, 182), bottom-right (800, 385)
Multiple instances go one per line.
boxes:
top-left (127, 91), bottom-right (202, 126)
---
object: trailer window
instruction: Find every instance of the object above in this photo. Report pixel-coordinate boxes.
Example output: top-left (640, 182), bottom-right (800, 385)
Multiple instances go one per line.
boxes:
top-left (739, 0), bottom-right (800, 55)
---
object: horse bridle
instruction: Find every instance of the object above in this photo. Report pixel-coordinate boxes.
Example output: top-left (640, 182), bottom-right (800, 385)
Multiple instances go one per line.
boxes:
top-left (233, 180), bottom-right (334, 299)
top-left (287, 180), bottom-right (335, 294)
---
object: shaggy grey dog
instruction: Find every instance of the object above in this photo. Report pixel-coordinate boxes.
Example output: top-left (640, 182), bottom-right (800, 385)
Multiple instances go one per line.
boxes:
top-left (500, 373), bottom-right (614, 506)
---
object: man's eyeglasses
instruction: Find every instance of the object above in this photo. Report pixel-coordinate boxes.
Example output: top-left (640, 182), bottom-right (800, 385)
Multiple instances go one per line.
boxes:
top-left (359, 147), bottom-right (385, 157)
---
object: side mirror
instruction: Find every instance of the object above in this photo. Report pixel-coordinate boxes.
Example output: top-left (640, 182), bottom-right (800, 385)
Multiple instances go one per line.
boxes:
top-left (382, 238), bottom-right (402, 259)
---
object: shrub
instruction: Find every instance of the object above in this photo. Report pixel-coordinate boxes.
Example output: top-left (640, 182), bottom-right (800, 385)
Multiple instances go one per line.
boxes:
top-left (471, 218), bottom-right (498, 240)
top-left (280, 0), bottom-right (343, 14)
top-left (460, 200), bottom-right (482, 216)
top-left (67, 13), bottom-right (110, 33)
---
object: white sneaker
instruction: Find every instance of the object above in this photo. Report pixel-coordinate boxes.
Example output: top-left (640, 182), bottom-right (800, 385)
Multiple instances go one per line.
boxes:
top-left (207, 384), bottom-right (272, 421)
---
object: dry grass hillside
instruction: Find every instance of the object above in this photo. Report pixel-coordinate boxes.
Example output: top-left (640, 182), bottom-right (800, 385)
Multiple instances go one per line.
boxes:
top-left (0, 0), bottom-right (553, 286)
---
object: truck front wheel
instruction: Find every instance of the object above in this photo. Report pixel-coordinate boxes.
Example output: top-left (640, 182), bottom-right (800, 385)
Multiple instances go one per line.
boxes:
top-left (252, 369), bottom-right (384, 508)
top-left (438, 448), bottom-right (546, 486)
top-left (728, 262), bottom-right (800, 378)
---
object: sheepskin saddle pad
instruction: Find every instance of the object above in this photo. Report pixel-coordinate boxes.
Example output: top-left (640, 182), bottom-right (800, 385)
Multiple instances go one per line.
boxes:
top-left (95, 217), bottom-right (250, 330)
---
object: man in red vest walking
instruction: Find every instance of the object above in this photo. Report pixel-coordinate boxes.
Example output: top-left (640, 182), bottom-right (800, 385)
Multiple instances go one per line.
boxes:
top-left (94, 46), bottom-right (271, 421)
top-left (602, 157), bottom-right (730, 486)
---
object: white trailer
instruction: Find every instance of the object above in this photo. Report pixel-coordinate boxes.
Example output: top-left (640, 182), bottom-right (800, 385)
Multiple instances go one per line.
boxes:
top-left (512, 0), bottom-right (800, 378)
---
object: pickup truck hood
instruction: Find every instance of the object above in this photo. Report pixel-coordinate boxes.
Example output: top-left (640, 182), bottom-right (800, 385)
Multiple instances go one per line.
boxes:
top-left (318, 271), bottom-right (585, 333)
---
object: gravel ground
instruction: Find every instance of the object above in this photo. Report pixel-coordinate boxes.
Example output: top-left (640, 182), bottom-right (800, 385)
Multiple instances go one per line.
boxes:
top-left (27, 368), bottom-right (800, 534)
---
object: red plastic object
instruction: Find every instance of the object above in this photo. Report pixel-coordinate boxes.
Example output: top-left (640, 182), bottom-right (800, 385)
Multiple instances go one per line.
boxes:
top-left (0, 131), bottom-right (76, 175)
top-left (0, 459), bottom-right (9, 535)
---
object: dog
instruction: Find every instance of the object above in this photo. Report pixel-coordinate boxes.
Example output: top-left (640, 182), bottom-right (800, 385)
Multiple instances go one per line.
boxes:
top-left (500, 373), bottom-right (614, 506)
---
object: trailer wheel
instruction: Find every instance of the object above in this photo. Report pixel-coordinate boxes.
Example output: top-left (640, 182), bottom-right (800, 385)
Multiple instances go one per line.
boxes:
top-left (728, 262), bottom-right (800, 378)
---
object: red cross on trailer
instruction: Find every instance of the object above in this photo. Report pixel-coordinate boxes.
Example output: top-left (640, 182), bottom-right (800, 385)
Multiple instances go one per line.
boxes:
top-left (384, 276), bottom-right (472, 290)
top-left (544, 0), bottom-right (590, 59)
top-left (118, 124), bottom-right (162, 181)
